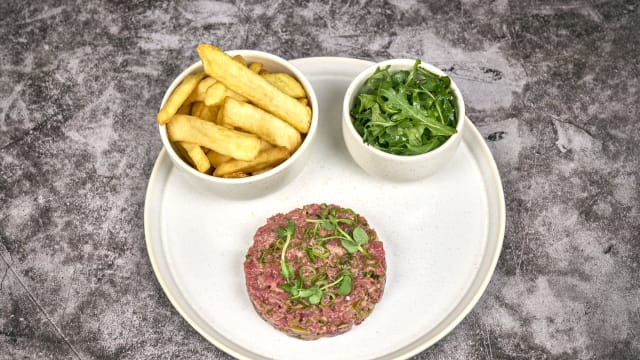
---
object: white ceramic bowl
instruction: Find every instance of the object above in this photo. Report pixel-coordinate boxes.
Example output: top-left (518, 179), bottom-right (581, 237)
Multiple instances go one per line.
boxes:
top-left (158, 50), bottom-right (319, 198)
top-left (342, 59), bottom-right (465, 181)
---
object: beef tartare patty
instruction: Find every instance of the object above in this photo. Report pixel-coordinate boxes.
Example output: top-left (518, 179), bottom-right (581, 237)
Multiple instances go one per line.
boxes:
top-left (244, 203), bottom-right (386, 340)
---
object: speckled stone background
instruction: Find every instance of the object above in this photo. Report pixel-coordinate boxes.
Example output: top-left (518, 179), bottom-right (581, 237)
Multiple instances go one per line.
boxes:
top-left (1, 0), bottom-right (639, 359)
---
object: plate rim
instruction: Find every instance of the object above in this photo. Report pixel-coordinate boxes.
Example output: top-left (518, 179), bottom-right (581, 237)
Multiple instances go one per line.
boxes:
top-left (144, 56), bottom-right (506, 360)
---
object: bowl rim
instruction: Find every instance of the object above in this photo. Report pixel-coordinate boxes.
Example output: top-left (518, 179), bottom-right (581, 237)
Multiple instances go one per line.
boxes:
top-left (158, 49), bottom-right (319, 185)
top-left (342, 58), bottom-right (465, 163)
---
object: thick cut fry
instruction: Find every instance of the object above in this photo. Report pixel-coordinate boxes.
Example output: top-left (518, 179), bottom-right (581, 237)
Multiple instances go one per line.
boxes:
top-left (199, 105), bottom-right (219, 122)
top-left (221, 171), bottom-right (249, 178)
top-left (206, 150), bottom-right (232, 167)
top-left (259, 139), bottom-right (273, 151)
top-left (225, 87), bottom-right (248, 102)
top-left (204, 83), bottom-right (226, 107)
top-left (191, 102), bottom-right (205, 118)
top-left (177, 103), bottom-right (191, 115)
top-left (232, 54), bottom-right (247, 66)
top-left (213, 146), bottom-right (290, 177)
top-left (261, 73), bottom-right (306, 98)
top-left (157, 72), bottom-right (206, 125)
top-left (297, 98), bottom-right (308, 106)
top-left (197, 44), bottom-right (311, 133)
top-left (216, 103), bottom-right (226, 125)
top-left (166, 115), bottom-right (261, 161)
top-left (251, 166), bottom-right (273, 175)
top-left (174, 142), bottom-right (211, 173)
top-left (204, 82), bottom-right (247, 106)
top-left (186, 76), bottom-right (217, 103)
top-left (248, 62), bottom-right (262, 73)
top-left (222, 98), bottom-right (301, 151)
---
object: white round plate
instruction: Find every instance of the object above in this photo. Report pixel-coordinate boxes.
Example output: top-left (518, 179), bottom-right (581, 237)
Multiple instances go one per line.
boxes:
top-left (144, 57), bottom-right (505, 360)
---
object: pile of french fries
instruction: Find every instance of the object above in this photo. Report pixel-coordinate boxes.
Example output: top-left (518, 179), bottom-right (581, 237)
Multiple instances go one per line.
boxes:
top-left (157, 44), bottom-right (312, 178)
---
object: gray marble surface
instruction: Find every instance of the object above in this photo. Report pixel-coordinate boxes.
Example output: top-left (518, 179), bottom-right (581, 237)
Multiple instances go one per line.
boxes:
top-left (1, 0), bottom-right (639, 359)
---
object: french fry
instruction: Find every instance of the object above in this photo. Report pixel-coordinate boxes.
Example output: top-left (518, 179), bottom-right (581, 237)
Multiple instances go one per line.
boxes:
top-left (249, 62), bottom-right (262, 73)
top-left (199, 105), bottom-right (219, 122)
top-left (261, 73), bottom-right (306, 98)
top-left (232, 54), bottom-right (247, 66)
top-left (197, 44), bottom-right (311, 133)
top-left (259, 139), bottom-right (273, 151)
top-left (173, 142), bottom-right (211, 173)
top-left (204, 82), bottom-right (248, 107)
top-left (158, 44), bottom-right (315, 177)
top-left (166, 115), bottom-right (261, 161)
top-left (186, 76), bottom-right (217, 103)
top-left (213, 146), bottom-right (290, 177)
top-left (191, 102), bottom-right (205, 118)
top-left (222, 98), bottom-right (301, 152)
top-left (157, 72), bottom-right (206, 125)
top-left (216, 103), bottom-right (227, 126)
top-left (221, 171), bottom-right (249, 178)
top-left (206, 150), bottom-right (232, 167)
top-left (252, 167), bottom-right (273, 175)
top-left (177, 103), bottom-right (191, 115)
top-left (204, 83), bottom-right (226, 107)
top-left (225, 88), bottom-right (248, 102)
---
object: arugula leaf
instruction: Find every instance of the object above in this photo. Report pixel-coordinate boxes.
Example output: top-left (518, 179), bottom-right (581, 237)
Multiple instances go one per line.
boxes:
top-left (350, 59), bottom-right (458, 155)
top-left (378, 88), bottom-right (454, 136)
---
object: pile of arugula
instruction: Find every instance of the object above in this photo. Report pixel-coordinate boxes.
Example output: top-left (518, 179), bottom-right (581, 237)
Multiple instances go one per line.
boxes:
top-left (350, 59), bottom-right (458, 155)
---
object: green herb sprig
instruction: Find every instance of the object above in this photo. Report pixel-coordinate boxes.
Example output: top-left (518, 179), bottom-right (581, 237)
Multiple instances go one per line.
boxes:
top-left (276, 219), bottom-right (296, 282)
top-left (281, 270), bottom-right (353, 305)
top-left (275, 216), bottom-right (354, 305)
top-left (306, 207), bottom-right (371, 258)
top-left (350, 59), bottom-right (458, 155)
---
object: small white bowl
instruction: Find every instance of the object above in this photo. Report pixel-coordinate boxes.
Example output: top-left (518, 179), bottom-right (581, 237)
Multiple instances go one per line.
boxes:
top-left (342, 59), bottom-right (465, 181)
top-left (158, 50), bottom-right (319, 198)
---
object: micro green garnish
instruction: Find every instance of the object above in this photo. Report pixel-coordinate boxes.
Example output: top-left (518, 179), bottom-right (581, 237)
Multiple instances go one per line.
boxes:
top-left (276, 219), bottom-right (296, 282)
top-left (305, 207), bottom-right (371, 258)
top-left (276, 216), bottom-right (354, 305)
top-left (350, 59), bottom-right (458, 155)
top-left (281, 271), bottom-right (353, 305)
top-left (336, 273), bottom-right (353, 296)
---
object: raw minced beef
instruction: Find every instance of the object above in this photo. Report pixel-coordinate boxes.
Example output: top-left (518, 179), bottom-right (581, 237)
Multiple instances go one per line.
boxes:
top-left (244, 203), bottom-right (386, 340)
